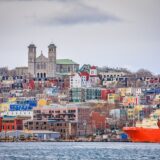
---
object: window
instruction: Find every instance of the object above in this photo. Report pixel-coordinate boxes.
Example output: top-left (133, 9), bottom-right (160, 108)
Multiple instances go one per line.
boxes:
top-left (37, 64), bottom-right (40, 69)
top-left (44, 63), bottom-right (46, 69)
top-left (49, 48), bottom-right (53, 52)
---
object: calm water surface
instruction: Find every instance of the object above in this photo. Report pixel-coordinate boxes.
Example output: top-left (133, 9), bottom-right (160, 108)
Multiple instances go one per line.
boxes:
top-left (0, 142), bottom-right (160, 160)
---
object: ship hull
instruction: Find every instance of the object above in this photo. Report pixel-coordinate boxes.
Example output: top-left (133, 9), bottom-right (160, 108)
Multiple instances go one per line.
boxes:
top-left (123, 127), bottom-right (160, 143)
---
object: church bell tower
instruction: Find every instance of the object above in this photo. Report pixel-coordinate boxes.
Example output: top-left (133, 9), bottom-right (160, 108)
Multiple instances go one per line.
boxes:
top-left (28, 44), bottom-right (36, 77)
top-left (48, 43), bottom-right (56, 77)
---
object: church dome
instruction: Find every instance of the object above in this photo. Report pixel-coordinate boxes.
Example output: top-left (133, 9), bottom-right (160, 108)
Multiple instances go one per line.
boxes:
top-left (28, 44), bottom-right (36, 48)
top-left (48, 43), bottom-right (56, 48)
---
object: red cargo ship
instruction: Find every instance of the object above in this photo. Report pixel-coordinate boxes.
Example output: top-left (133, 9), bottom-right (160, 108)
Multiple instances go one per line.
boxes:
top-left (123, 110), bottom-right (160, 143)
top-left (123, 127), bottom-right (160, 143)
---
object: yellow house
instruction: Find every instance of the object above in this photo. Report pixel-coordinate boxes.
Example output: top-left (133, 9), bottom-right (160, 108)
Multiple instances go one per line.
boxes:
top-left (8, 97), bottom-right (17, 103)
top-left (134, 105), bottom-right (143, 112)
top-left (118, 88), bottom-right (127, 96)
top-left (108, 94), bottom-right (120, 104)
top-left (0, 103), bottom-right (10, 112)
top-left (127, 105), bottom-right (144, 120)
top-left (127, 108), bottom-right (134, 120)
top-left (154, 94), bottom-right (160, 104)
top-left (118, 88), bottom-right (133, 96)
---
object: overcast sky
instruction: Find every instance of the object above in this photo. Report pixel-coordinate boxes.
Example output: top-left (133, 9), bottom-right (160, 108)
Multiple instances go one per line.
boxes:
top-left (0, 0), bottom-right (160, 74)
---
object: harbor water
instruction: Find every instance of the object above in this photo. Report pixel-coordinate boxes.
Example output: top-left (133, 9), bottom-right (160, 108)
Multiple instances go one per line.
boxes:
top-left (0, 142), bottom-right (160, 160)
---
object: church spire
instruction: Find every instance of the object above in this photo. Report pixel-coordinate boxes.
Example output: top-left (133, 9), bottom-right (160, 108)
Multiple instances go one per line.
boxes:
top-left (40, 50), bottom-right (43, 56)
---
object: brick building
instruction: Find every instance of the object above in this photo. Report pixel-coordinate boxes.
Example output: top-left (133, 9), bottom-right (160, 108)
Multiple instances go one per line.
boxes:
top-left (23, 105), bottom-right (92, 138)
top-left (90, 111), bottom-right (106, 134)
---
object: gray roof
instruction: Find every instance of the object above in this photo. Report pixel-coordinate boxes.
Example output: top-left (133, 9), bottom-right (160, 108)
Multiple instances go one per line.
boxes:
top-left (28, 44), bottom-right (36, 48)
top-left (48, 44), bottom-right (56, 48)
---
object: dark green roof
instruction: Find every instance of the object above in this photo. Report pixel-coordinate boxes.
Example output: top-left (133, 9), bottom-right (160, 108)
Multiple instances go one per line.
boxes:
top-left (56, 59), bottom-right (79, 65)
top-left (3, 116), bottom-right (16, 120)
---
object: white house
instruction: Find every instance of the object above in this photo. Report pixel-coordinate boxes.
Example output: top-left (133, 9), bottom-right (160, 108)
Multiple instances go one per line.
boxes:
top-left (89, 66), bottom-right (100, 87)
top-left (70, 73), bottom-right (82, 88)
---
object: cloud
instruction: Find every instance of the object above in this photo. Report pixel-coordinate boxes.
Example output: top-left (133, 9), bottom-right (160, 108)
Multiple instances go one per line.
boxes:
top-left (0, 0), bottom-right (121, 26)
top-left (36, 3), bottom-right (121, 26)
top-left (1, 0), bottom-right (79, 2)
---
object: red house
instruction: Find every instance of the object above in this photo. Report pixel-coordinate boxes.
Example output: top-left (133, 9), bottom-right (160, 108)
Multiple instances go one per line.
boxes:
top-left (101, 89), bottom-right (115, 100)
top-left (90, 112), bottom-right (106, 131)
top-left (0, 116), bottom-right (23, 132)
top-left (79, 72), bottom-right (90, 81)
top-left (0, 117), bottom-right (2, 132)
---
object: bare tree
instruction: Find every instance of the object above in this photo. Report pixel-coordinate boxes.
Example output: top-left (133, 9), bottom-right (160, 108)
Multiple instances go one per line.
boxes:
top-left (136, 69), bottom-right (153, 77)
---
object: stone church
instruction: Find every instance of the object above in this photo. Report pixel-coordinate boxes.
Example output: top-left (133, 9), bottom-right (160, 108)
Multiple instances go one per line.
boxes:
top-left (28, 43), bottom-right (56, 78)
